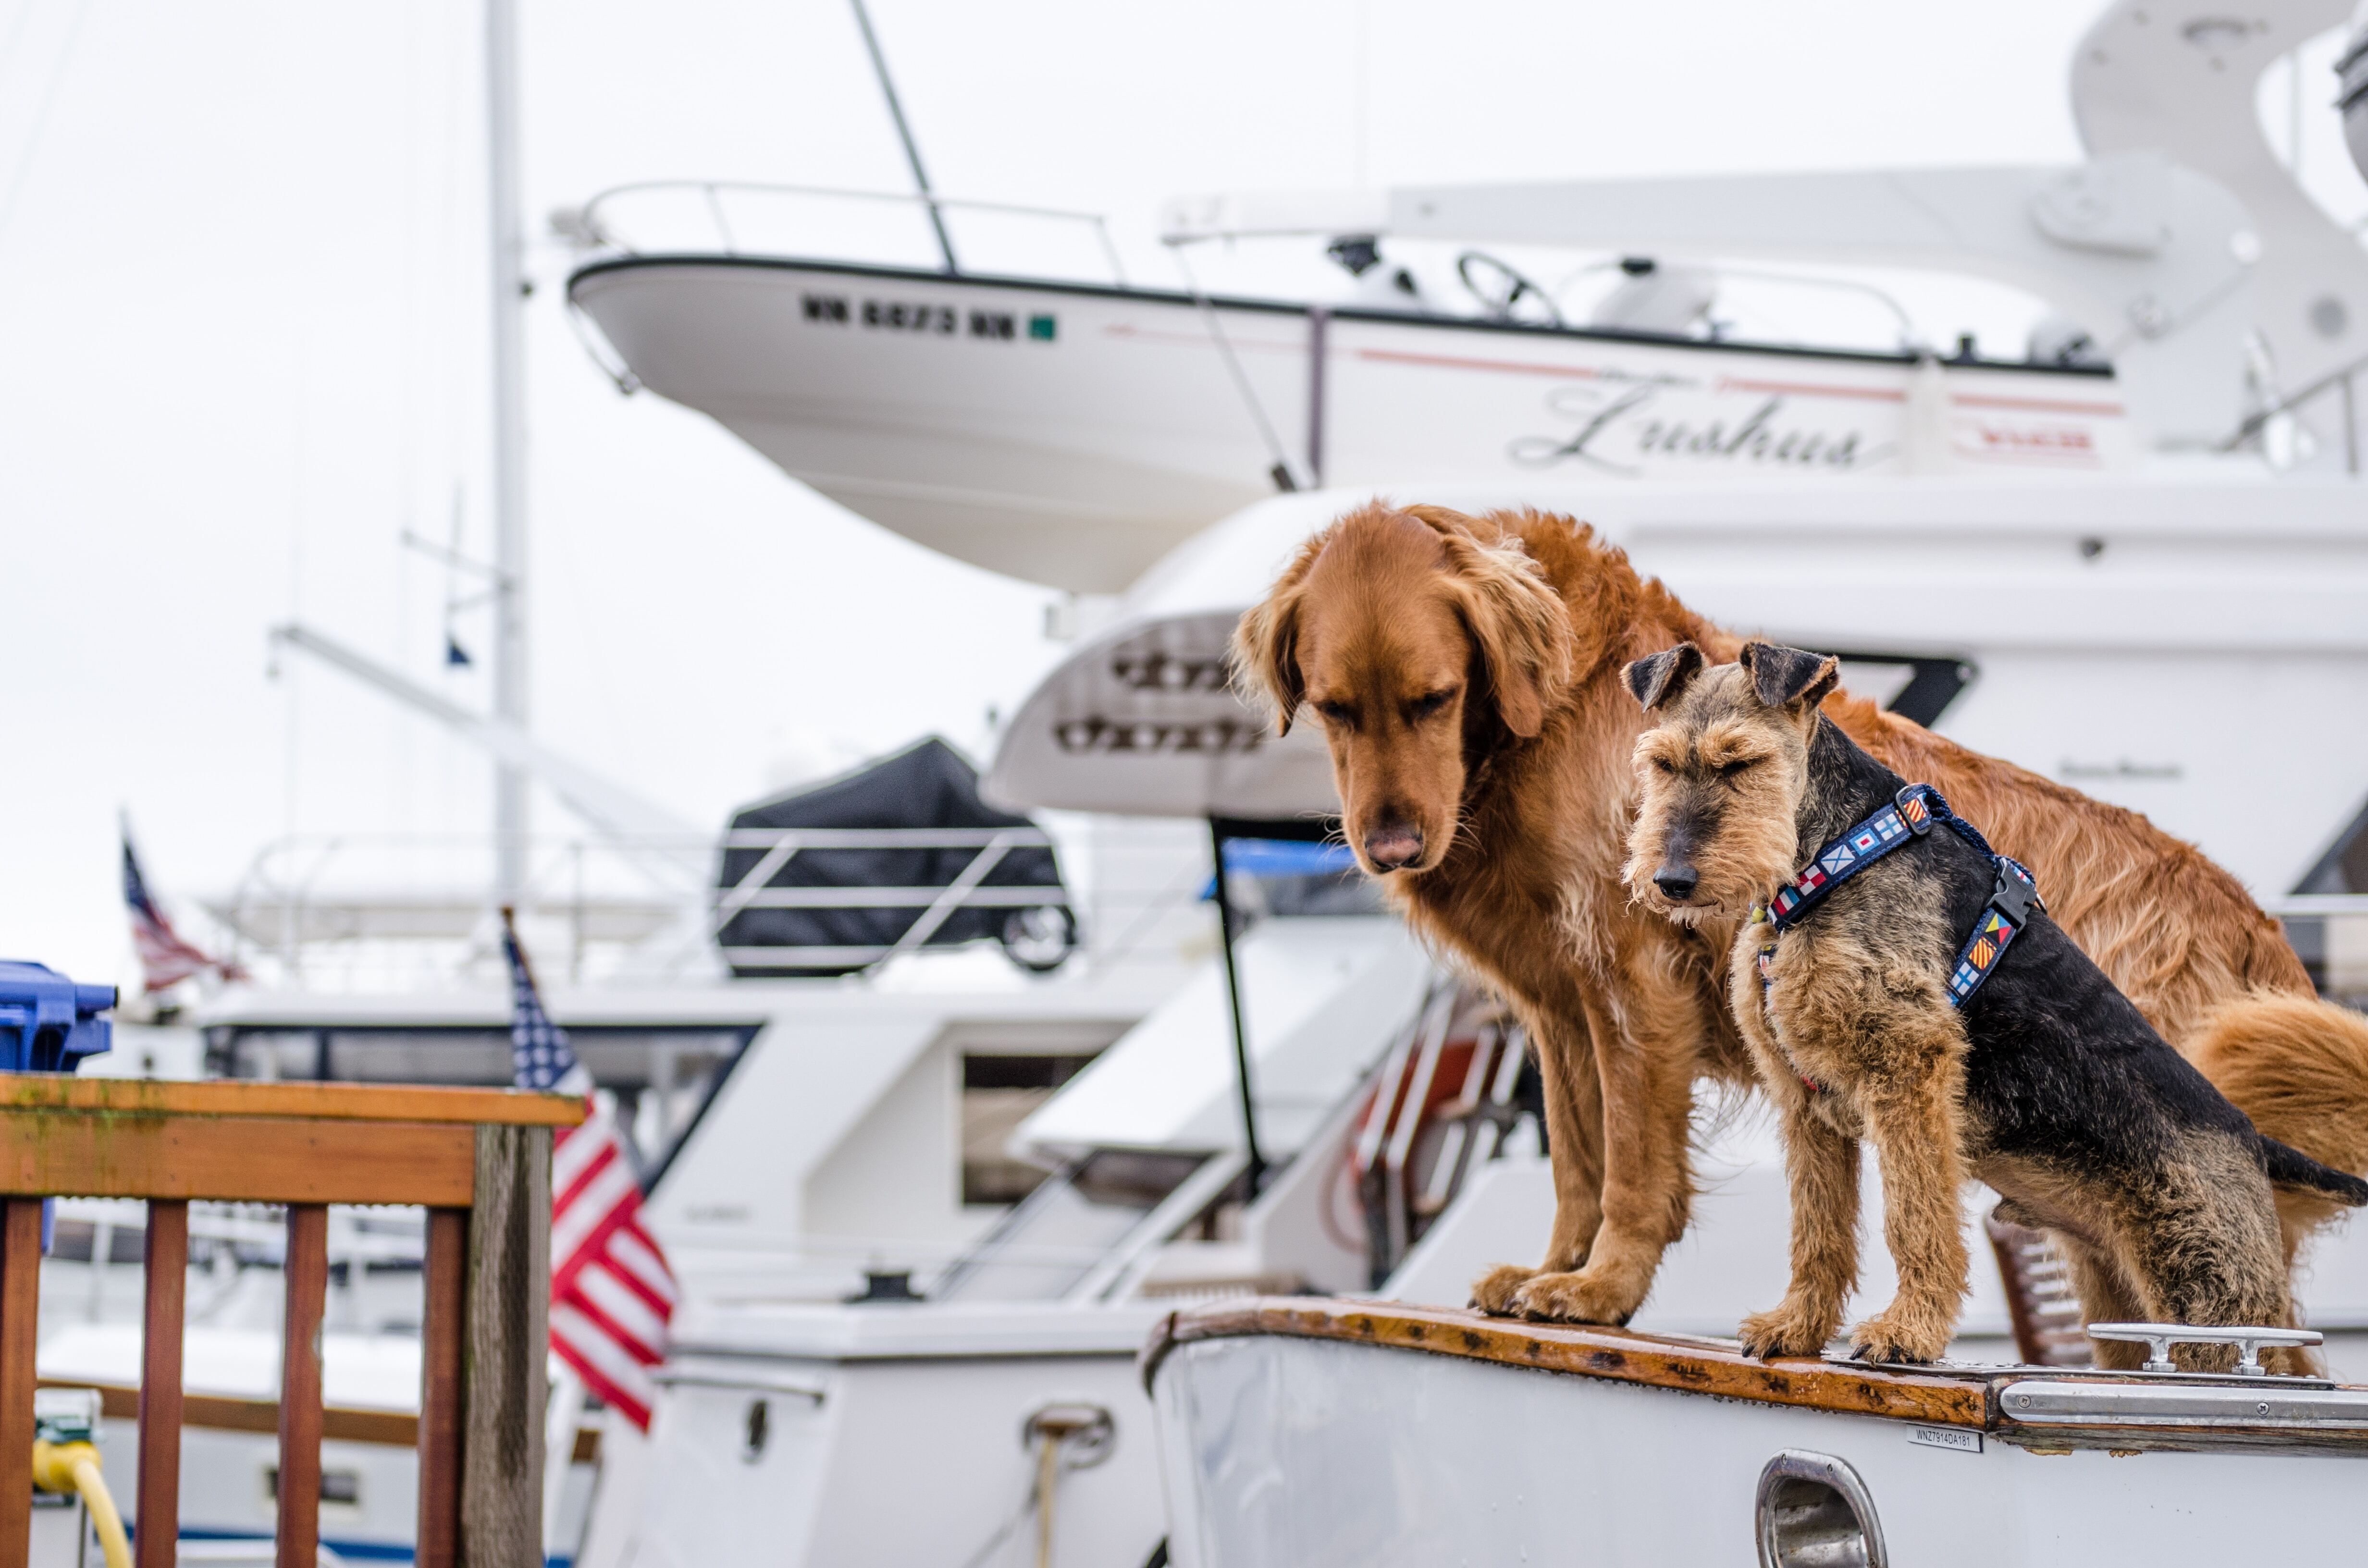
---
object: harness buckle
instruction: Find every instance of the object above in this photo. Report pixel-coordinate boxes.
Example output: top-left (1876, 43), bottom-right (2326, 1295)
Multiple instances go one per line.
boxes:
top-left (1990, 859), bottom-right (2039, 926)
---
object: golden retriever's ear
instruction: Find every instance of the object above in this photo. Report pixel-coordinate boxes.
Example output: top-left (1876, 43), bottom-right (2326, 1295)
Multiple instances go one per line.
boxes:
top-left (1435, 531), bottom-right (1573, 739)
top-left (1622, 643), bottom-right (1703, 711)
top-left (1231, 537), bottom-right (1327, 735)
top-left (1739, 642), bottom-right (1838, 713)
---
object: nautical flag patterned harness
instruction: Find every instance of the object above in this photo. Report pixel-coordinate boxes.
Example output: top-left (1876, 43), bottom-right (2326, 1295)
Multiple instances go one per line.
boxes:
top-left (1750, 782), bottom-right (2042, 1033)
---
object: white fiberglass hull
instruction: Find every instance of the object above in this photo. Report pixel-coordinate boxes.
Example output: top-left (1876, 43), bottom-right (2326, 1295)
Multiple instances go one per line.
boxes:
top-left (568, 257), bottom-right (2132, 593)
top-left (596, 1305), bottom-right (1168, 1568)
top-left (1150, 1316), bottom-right (2368, 1568)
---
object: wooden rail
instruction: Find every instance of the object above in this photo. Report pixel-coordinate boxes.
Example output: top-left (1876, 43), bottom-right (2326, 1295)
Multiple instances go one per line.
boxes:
top-left (0, 1077), bottom-right (581, 1568)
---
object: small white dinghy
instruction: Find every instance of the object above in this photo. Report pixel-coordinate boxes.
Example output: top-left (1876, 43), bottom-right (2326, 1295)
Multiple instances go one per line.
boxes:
top-left (1144, 1299), bottom-right (2368, 1566)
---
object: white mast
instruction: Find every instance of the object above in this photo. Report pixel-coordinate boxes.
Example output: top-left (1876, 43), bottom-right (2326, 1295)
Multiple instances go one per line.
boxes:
top-left (485, 0), bottom-right (530, 906)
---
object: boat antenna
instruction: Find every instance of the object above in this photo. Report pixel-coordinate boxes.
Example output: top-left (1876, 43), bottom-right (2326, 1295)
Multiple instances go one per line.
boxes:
top-left (848, 0), bottom-right (958, 275)
top-left (485, 0), bottom-right (531, 909)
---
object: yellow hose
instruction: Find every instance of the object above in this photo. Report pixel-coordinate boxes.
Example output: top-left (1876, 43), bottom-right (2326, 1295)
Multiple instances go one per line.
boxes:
top-left (32, 1439), bottom-right (132, 1568)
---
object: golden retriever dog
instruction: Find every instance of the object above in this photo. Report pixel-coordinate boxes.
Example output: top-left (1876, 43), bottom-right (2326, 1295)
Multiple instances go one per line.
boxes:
top-left (1231, 500), bottom-right (2368, 1338)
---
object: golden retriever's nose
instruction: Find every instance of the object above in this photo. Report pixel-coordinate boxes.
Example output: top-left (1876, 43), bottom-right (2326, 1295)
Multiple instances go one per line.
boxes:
top-left (1653, 865), bottom-right (1699, 902)
top-left (1364, 823), bottom-right (1425, 870)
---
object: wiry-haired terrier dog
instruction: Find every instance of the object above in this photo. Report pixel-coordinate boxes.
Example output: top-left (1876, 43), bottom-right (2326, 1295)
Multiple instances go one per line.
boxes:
top-left (1620, 641), bottom-right (2368, 1367)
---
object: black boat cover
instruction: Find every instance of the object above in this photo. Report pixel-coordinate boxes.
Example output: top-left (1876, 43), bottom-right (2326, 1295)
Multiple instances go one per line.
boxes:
top-left (715, 736), bottom-right (1072, 978)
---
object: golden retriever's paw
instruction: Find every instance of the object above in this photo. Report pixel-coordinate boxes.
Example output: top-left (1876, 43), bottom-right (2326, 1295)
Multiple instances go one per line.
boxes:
top-left (1468, 1263), bottom-right (1539, 1316)
top-left (1506, 1266), bottom-right (1643, 1325)
top-left (1848, 1306), bottom-right (1953, 1365)
top-left (1736, 1300), bottom-right (1839, 1360)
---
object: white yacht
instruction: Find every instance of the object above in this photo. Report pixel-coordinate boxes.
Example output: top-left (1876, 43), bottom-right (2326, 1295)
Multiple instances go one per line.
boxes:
top-left (548, 0), bottom-right (2368, 1563)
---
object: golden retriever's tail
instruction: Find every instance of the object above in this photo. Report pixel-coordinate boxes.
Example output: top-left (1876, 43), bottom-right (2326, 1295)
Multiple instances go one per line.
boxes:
top-left (2187, 991), bottom-right (2368, 1251)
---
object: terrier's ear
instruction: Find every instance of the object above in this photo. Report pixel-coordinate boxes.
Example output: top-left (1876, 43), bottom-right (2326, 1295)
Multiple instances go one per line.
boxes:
top-left (1230, 533), bottom-right (1331, 735)
top-left (1622, 643), bottom-right (1705, 711)
top-left (1739, 642), bottom-right (1840, 712)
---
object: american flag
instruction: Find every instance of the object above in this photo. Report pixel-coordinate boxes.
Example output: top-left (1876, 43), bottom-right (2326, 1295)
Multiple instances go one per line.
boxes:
top-left (122, 818), bottom-right (243, 993)
top-left (504, 916), bottom-right (678, 1429)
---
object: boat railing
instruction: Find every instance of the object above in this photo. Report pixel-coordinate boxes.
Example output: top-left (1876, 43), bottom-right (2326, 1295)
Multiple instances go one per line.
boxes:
top-left (562, 179), bottom-right (1129, 286)
top-left (207, 831), bottom-right (718, 991)
top-left (0, 1076), bottom-right (580, 1568)
top-left (712, 825), bottom-right (1070, 973)
top-left (2222, 346), bottom-right (2368, 473)
top-left (205, 825), bottom-right (1102, 990)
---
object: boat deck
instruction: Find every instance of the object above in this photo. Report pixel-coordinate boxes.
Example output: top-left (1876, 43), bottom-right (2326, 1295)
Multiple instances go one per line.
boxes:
top-left (1146, 1298), bottom-right (2368, 1456)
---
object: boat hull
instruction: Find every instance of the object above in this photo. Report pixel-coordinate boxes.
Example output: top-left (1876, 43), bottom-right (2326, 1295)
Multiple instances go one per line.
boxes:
top-left (569, 257), bottom-right (2132, 593)
top-left (1151, 1319), bottom-right (2368, 1567)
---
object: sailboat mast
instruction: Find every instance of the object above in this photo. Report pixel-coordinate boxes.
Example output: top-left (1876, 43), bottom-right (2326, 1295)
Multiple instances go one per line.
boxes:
top-left (485, 0), bottom-right (530, 907)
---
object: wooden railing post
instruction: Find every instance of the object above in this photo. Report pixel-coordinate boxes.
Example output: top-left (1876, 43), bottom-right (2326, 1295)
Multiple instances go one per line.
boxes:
top-left (0, 1199), bottom-right (40, 1568)
top-left (277, 1204), bottom-right (329, 1568)
top-left (0, 1080), bottom-right (580, 1568)
top-left (137, 1199), bottom-right (190, 1568)
top-left (416, 1208), bottom-right (467, 1568)
top-left (461, 1125), bottom-right (550, 1568)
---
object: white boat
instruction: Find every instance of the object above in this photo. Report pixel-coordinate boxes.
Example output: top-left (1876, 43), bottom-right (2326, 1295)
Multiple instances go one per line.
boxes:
top-left (564, 0), bottom-right (2368, 599)
top-left (1147, 1298), bottom-right (2368, 1567)
top-left (565, 229), bottom-right (2141, 595)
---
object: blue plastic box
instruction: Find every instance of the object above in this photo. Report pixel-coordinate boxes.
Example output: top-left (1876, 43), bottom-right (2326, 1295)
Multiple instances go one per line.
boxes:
top-left (0, 960), bottom-right (113, 1073)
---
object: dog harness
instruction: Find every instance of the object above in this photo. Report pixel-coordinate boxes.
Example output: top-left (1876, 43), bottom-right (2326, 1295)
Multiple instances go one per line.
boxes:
top-left (1751, 782), bottom-right (2043, 1011)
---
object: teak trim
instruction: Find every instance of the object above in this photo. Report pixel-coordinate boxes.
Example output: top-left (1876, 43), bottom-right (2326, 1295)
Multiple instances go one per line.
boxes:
top-left (1148, 1299), bottom-right (1993, 1428)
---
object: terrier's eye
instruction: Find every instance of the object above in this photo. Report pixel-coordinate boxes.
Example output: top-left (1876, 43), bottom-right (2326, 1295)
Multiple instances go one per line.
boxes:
top-left (1408, 689), bottom-right (1454, 720)
top-left (1651, 757), bottom-right (1677, 774)
top-left (1721, 757), bottom-right (1761, 775)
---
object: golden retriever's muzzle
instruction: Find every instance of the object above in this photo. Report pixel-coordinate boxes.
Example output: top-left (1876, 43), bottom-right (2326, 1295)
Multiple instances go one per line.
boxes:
top-left (1361, 820), bottom-right (1426, 872)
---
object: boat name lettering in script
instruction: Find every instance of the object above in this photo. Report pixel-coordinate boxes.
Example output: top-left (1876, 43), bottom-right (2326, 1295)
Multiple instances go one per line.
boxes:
top-left (1510, 385), bottom-right (1887, 475)
top-left (800, 294), bottom-right (1055, 343)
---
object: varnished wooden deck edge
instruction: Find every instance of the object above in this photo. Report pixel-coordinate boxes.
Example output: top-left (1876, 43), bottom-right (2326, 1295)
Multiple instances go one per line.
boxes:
top-left (1145, 1297), bottom-right (1993, 1428)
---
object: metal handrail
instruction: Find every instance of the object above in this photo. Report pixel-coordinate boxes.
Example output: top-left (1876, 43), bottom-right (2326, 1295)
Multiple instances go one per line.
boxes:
top-left (2220, 345), bottom-right (2368, 472)
top-left (569, 178), bottom-right (1129, 284)
top-left (712, 826), bottom-right (1069, 967)
top-left (207, 827), bottom-right (1075, 986)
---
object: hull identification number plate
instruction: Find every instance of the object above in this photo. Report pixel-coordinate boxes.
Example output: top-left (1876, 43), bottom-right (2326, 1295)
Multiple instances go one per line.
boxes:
top-left (1907, 1424), bottom-right (1982, 1454)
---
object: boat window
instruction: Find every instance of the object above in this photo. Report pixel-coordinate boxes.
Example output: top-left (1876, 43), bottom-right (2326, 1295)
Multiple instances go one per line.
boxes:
top-left (961, 1052), bottom-right (1100, 1205)
top-left (202, 1023), bottom-right (756, 1188)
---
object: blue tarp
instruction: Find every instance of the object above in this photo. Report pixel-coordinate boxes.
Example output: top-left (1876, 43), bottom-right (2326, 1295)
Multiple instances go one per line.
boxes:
top-left (1202, 837), bottom-right (1357, 897)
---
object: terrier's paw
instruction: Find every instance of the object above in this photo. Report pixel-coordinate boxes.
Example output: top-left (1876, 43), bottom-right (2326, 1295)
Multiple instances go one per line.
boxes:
top-left (1737, 1300), bottom-right (1838, 1360)
top-left (1848, 1307), bottom-right (1952, 1365)
top-left (1506, 1266), bottom-right (1642, 1325)
top-left (1469, 1263), bottom-right (1539, 1317)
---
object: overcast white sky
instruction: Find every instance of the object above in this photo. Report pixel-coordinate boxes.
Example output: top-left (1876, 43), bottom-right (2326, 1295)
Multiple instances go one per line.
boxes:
top-left (0, 0), bottom-right (2354, 990)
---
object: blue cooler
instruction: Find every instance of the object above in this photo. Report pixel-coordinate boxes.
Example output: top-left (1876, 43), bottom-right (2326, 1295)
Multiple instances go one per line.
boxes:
top-left (0, 962), bottom-right (112, 1073)
top-left (0, 962), bottom-right (114, 1250)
